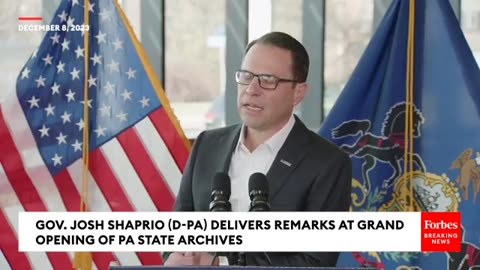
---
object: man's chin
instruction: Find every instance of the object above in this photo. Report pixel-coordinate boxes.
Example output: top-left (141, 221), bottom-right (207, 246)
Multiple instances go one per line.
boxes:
top-left (241, 113), bottom-right (269, 128)
top-left (243, 120), bottom-right (266, 131)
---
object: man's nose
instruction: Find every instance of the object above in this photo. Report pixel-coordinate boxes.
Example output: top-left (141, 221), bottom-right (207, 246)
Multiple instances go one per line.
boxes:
top-left (245, 78), bottom-right (262, 95)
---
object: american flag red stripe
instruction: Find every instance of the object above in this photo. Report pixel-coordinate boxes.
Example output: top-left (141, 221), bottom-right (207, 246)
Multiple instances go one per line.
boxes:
top-left (52, 171), bottom-right (117, 269)
top-left (53, 170), bottom-right (83, 212)
top-left (0, 163), bottom-right (48, 270)
top-left (91, 253), bottom-right (118, 270)
top-left (66, 161), bottom-right (144, 268)
top-left (149, 109), bottom-right (189, 170)
top-left (0, 111), bottom-right (72, 270)
top-left (89, 150), bottom-right (163, 265)
top-left (0, 209), bottom-right (30, 269)
top-left (89, 150), bottom-right (136, 212)
top-left (117, 128), bottom-right (175, 211)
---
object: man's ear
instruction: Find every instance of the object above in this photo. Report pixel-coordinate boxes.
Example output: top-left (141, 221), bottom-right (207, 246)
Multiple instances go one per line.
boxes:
top-left (293, 82), bottom-right (309, 106)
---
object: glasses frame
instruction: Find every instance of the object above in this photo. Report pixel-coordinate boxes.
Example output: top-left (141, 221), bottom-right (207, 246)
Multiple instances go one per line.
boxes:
top-left (235, 69), bottom-right (300, 90)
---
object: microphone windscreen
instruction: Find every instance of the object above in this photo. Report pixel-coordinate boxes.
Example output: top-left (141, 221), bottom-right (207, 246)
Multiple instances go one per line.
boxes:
top-left (248, 172), bottom-right (269, 195)
top-left (211, 172), bottom-right (231, 197)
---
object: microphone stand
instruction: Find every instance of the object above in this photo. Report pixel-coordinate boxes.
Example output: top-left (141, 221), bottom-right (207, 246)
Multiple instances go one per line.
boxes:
top-left (237, 252), bottom-right (247, 266)
top-left (209, 173), bottom-right (232, 265)
top-left (210, 201), bottom-right (231, 266)
top-left (237, 251), bottom-right (272, 266)
top-left (210, 252), bottom-right (220, 266)
top-left (237, 200), bottom-right (272, 266)
top-left (263, 252), bottom-right (273, 265)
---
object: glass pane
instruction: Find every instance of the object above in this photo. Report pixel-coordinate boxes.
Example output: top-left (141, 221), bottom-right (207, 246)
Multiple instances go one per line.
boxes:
top-left (271, 0), bottom-right (303, 41)
top-left (461, 0), bottom-right (480, 67)
top-left (0, 0), bottom-right (43, 102)
top-left (271, 0), bottom-right (302, 117)
top-left (249, 0), bottom-right (272, 41)
top-left (324, 0), bottom-right (376, 117)
top-left (165, 0), bottom-right (226, 138)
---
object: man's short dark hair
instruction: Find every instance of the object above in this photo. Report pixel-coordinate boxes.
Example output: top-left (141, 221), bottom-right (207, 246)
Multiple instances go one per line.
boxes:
top-left (244, 32), bottom-right (309, 82)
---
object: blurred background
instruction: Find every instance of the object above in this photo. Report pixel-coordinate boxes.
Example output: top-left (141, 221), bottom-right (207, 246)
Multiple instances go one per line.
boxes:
top-left (1, 0), bottom-right (478, 138)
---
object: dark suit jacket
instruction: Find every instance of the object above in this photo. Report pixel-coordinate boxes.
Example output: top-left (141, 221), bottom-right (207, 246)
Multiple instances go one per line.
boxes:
top-left (172, 115), bottom-right (352, 267)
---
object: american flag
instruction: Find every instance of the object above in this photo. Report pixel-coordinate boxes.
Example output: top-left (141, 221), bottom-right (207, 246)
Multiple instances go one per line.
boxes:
top-left (0, 0), bottom-right (190, 269)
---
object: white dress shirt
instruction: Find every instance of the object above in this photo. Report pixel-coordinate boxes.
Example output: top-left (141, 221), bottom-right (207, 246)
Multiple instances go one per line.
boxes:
top-left (228, 115), bottom-right (296, 212)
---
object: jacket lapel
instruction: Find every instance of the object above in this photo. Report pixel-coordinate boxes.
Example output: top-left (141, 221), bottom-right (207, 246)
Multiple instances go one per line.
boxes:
top-left (266, 117), bottom-right (312, 201)
top-left (218, 125), bottom-right (242, 173)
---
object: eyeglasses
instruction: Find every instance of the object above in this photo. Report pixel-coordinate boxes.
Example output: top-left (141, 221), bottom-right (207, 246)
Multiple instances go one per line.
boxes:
top-left (235, 70), bottom-right (299, 90)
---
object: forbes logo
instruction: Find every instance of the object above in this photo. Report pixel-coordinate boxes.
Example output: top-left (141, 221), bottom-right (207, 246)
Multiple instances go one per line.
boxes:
top-left (421, 212), bottom-right (461, 252)
top-left (423, 220), bottom-right (459, 230)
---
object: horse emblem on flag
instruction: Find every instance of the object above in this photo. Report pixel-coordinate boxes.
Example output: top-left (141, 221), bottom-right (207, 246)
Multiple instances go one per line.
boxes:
top-left (331, 102), bottom-right (426, 191)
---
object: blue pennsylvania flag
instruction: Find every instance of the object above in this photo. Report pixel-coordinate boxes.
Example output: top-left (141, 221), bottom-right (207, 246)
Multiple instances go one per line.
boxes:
top-left (319, 0), bottom-right (480, 269)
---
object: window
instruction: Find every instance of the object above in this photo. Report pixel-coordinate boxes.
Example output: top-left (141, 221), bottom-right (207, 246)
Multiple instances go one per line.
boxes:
top-left (461, 0), bottom-right (480, 66)
top-left (249, 0), bottom-right (272, 41)
top-left (271, 0), bottom-right (302, 41)
top-left (165, 0), bottom-right (226, 138)
top-left (324, 0), bottom-right (376, 117)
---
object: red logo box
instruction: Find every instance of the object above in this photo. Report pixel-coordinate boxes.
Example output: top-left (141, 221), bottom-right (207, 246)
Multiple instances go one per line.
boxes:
top-left (421, 212), bottom-right (461, 252)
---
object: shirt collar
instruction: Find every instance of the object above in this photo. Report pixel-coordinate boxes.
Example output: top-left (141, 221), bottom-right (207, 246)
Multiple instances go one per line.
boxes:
top-left (235, 114), bottom-right (296, 154)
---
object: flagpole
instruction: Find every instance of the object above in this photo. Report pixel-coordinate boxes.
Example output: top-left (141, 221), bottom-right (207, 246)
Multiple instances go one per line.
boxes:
top-left (74, 0), bottom-right (93, 269)
top-left (80, 0), bottom-right (91, 215)
top-left (405, 0), bottom-right (416, 212)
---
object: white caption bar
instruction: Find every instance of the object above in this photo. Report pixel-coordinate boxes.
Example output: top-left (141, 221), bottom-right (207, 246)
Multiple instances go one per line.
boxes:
top-left (18, 212), bottom-right (421, 252)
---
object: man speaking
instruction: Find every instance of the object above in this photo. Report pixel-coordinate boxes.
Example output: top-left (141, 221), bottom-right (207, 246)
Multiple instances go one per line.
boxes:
top-left (164, 31), bottom-right (352, 267)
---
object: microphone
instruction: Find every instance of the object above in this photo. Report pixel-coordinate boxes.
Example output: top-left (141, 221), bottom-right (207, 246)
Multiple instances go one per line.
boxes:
top-left (237, 173), bottom-right (272, 266)
top-left (209, 172), bottom-right (231, 265)
top-left (209, 172), bottom-right (232, 212)
top-left (248, 172), bottom-right (270, 212)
